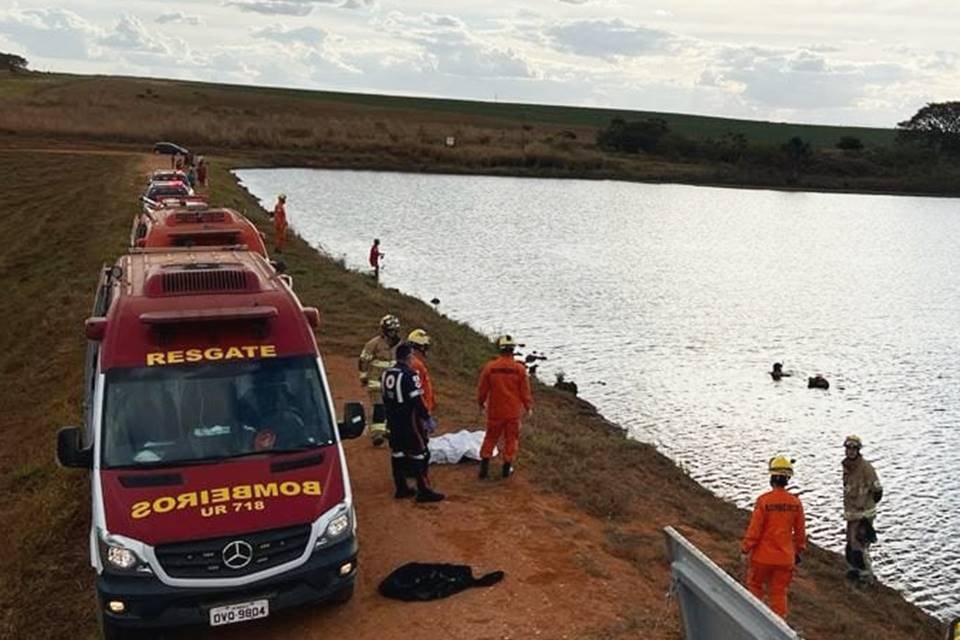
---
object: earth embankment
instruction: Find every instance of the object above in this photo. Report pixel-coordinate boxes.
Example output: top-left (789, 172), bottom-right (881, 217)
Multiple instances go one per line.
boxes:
top-left (0, 147), bottom-right (944, 639)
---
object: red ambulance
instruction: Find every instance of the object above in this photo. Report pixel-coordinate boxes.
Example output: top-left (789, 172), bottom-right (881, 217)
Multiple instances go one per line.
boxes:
top-left (57, 248), bottom-right (364, 638)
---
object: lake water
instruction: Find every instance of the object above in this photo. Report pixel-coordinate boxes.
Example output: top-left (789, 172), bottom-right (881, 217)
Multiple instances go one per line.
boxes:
top-left (236, 168), bottom-right (960, 620)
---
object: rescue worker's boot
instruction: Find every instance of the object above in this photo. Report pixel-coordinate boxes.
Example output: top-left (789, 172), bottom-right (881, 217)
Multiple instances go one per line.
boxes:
top-left (414, 461), bottom-right (444, 503)
top-left (501, 461), bottom-right (513, 478)
top-left (392, 457), bottom-right (415, 499)
top-left (478, 458), bottom-right (489, 480)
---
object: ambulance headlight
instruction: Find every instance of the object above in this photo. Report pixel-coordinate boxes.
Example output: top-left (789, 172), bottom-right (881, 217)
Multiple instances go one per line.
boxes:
top-left (107, 546), bottom-right (138, 570)
top-left (98, 532), bottom-right (152, 575)
top-left (315, 504), bottom-right (354, 549)
top-left (326, 514), bottom-right (350, 539)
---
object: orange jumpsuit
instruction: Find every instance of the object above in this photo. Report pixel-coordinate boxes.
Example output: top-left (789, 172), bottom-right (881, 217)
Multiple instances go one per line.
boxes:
top-left (476, 354), bottom-right (532, 463)
top-left (741, 486), bottom-right (806, 619)
top-left (273, 201), bottom-right (288, 252)
top-left (410, 352), bottom-right (435, 413)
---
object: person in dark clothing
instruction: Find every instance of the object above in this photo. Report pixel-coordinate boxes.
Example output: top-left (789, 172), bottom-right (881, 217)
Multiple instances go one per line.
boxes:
top-left (381, 343), bottom-right (443, 503)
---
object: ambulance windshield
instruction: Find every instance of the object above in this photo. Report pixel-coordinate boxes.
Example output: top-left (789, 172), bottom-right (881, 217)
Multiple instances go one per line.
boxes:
top-left (101, 356), bottom-right (335, 469)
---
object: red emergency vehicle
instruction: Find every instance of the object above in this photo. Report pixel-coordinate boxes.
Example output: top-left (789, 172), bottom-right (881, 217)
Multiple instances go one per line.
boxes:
top-left (57, 249), bottom-right (365, 638)
top-left (131, 207), bottom-right (268, 257)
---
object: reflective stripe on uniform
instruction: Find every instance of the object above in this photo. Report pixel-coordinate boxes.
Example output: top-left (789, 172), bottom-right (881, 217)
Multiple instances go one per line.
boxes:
top-left (371, 360), bottom-right (394, 368)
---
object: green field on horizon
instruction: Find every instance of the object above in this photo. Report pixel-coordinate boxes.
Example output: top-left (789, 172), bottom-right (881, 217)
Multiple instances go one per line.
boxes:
top-left (3, 70), bottom-right (898, 148)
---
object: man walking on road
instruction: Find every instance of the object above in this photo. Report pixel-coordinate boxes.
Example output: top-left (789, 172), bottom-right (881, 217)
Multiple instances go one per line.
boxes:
top-left (741, 456), bottom-right (806, 619)
top-left (271, 194), bottom-right (288, 253)
top-left (359, 314), bottom-right (402, 446)
top-left (477, 335), bottom-right (533, 479)
top-left (382, 343), bottom-right (443, 503)
top-left (369, 238), bottom-right (384, 281)
top-left (842, 435), bottom-right (883, 584)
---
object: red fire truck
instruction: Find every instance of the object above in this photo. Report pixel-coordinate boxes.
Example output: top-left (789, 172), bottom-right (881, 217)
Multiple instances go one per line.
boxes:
top-left (131, 207), bottom-right (268, 257)
top-left (57, 249), bottom-right (364, 638)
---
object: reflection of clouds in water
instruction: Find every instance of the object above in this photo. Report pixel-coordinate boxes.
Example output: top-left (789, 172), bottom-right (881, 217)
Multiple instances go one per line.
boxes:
top-left (237, 168), bottom-right (960, 621)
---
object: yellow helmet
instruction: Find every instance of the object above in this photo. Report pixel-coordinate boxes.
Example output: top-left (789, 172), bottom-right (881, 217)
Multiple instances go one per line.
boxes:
top-left (843, 435), bottom-right (862, 449)
top-left (768, 456), bottom-right (794, 477)
top-left (496, 334), bottom-right (516, 350)
top-left (407, 329), bottom-right (431, 346)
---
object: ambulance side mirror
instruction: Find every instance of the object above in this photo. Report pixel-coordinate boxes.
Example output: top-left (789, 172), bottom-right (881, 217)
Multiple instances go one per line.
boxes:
top-left (56, 426), bottom-right (92, 469)
top-left (338, 402), bottom-right (366, 440)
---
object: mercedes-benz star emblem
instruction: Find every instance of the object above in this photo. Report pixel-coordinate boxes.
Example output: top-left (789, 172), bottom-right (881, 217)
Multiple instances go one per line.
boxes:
top-left (222, 540), bottom-right (254, 570)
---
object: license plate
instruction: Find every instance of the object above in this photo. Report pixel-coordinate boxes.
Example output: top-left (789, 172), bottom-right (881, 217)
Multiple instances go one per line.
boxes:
top-left (209, 599), bottom-right (269, 626)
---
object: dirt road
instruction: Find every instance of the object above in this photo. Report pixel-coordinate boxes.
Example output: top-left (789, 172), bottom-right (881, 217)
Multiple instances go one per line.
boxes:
top-left (202, 354), bottom-right (661, 640)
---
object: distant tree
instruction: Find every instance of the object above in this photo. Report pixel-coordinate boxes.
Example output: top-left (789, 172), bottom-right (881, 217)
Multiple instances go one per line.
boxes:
top-left (0, 52), bottom-right (28, 72)
top-left (710, 131), bottom-right (748, 163)
top-left (897, 102), bottom-right (960, 154)
top-left (836, 136), bottom-right (864, 152)
top-left (782, 136), bottom-right (812, 181)
top-left (597, 117), bottom-right (670, 154)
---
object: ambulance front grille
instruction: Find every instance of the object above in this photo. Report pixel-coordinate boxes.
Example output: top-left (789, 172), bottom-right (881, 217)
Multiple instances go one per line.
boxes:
top-left (155, 524), bottom-right (311, 578)
top-left (161, 269), bottom-right (250, 294)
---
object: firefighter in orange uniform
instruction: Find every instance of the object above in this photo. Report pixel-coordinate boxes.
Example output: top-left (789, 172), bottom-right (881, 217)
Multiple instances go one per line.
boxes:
top-left (272, 194), bottom-right (288, 253)
top-left (741, 456), bottom-right (807, 619)
top-left (407, 329), bottom-right (435, 413)
top-left (476, 335), bottom-right (533, 479)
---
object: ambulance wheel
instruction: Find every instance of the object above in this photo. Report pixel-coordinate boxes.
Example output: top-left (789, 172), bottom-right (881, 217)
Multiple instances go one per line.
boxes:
top-left (327, 582), bottom-right (355, 605)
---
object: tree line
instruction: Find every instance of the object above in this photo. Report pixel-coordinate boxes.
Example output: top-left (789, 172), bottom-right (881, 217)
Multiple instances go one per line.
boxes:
top-left (595, 102), bottom-right (960, 182)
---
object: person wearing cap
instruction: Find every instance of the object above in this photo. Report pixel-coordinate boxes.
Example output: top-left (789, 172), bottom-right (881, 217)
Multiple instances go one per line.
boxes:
top-left (381, 343), bottom-right (443, 502)
top-left (741, 456), bottom-right (806, 619)
top-left (842, 435), bottom-right (883, 584)
top-left (476, 335), bottom-right (533, 479)
top-left (359, 314), bottom-right (401, 446)
top-left (271, 194), bottom-right (288, 253)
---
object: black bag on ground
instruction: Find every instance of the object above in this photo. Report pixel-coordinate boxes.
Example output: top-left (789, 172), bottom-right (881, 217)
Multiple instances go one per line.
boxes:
top-left (378, 562), bottom-right (504, 601)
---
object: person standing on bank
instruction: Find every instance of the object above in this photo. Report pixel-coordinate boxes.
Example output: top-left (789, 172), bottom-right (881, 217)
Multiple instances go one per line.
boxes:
top-left (369, 238), bottom-right (384, 281)
top-left (842, 435), bottom-right (883, 584)
top-left (381, 343), bottom-right (444, 503)
top-left (359, 314), bottom-right (401, 446)
top-left (476, 335), bottom-right (533, 479)
top-left (407, 329), bottom-right (435, 414)
top-left (741, 456), bottom-right (806, 619)
top-left (271, 194), bottom-right (288, 253)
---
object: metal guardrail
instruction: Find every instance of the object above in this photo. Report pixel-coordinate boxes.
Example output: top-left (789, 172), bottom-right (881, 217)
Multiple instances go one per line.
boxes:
top-left (664, 526), bottom-right (800, 640)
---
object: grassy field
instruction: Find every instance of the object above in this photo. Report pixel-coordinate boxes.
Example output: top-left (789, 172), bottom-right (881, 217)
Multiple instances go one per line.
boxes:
top-left (6, 70), bottom-right (960, 196)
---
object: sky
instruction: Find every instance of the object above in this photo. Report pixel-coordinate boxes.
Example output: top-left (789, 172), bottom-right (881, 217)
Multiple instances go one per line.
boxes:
top-left (1, 1), bottom-right (959, 128)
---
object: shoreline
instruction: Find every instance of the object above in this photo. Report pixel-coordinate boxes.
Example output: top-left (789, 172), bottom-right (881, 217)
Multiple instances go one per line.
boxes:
top-left (230, 163), bottom-right (954, 622)
top-left (217, 157), bottom-right (947, 636)
top-left (0, 145), bottom-right (946, 640)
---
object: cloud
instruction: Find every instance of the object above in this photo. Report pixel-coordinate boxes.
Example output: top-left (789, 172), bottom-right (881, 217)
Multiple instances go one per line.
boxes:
top-left (0, 7), bottom-right (102, 59)
top-left (224, 1), bottom-right (315, 16)
top-left (155, 12), bottom-right (204, 26)
top-left (702, 47), bottom-right (911, 110)
top-left (423, 14), bottom-right (463, 29)
top-left (224, 0), bottom-right (375, 15)
top-left (547, 19), bottom-right (677, 59)
top-left (252, 24), bottom-right (327, 46)
top-left (102, 15), bottom-right (169, 53)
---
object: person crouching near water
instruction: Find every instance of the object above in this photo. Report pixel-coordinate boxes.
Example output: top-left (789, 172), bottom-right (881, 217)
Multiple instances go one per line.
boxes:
top-left (741, 456), bottom-right (806, 619)
top-left (381, 343), bottom-right (443, 503)
top-left (842, 435), bottom-right (883, 585)
top-left (476, 335), bottom-right (533, 479)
